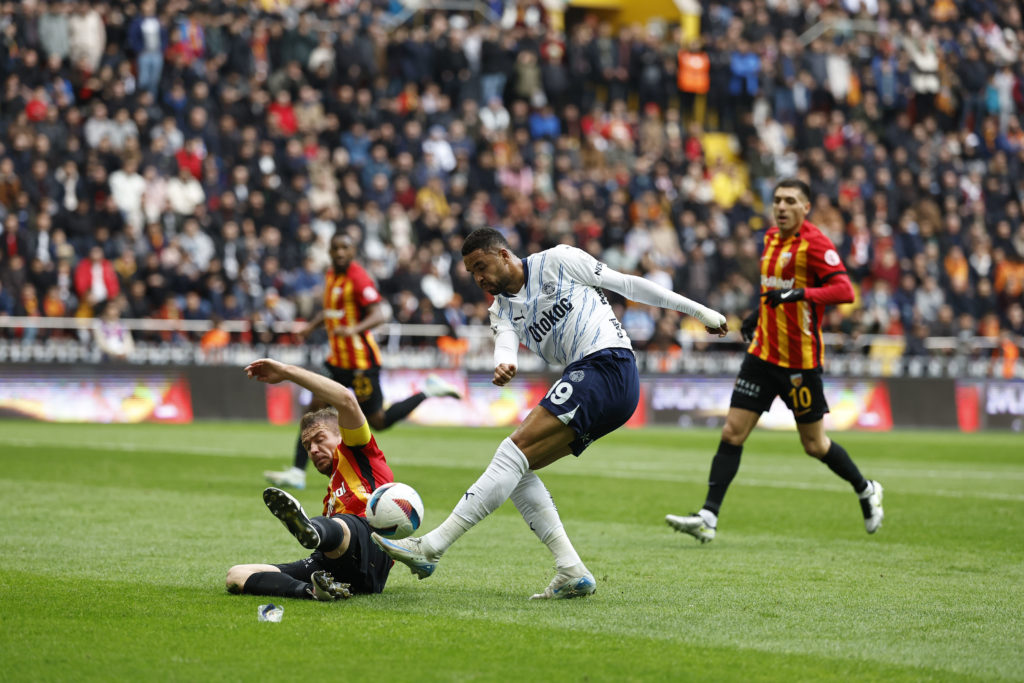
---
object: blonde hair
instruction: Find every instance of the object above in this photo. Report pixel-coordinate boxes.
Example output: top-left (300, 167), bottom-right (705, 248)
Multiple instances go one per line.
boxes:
top-left (299, 407), bottom-right (339, 449)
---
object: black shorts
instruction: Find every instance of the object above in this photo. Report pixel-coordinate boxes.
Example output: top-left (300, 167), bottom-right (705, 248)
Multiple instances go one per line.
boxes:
top-left (274, 514), bottom-right (392, 594)
top-left (729, 354), bottom-right (829, 424)
top-left (324, 364), bottom-right (384, 416)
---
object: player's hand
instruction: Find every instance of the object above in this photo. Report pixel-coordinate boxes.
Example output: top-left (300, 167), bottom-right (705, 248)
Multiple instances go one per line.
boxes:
top-left (296, 324), bottom-right (314, 340)
top-left (492, 363), bottom-right (517, 386)
top-left (338, 325), bottom-right (357, 338)
top-left (761, 288), bottom-right (805, 307)
top-left (244, 358), bottom-right (290, 384)
top-left (698, 308), bottom-right (727, 337)
top-left (740, 310), bottom-right (759, 343)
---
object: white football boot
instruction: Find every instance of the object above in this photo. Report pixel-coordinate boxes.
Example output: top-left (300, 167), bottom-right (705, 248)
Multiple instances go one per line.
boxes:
top-left (423, 374), bottom-right (462, 399)
top-left (530, 564), bottom-right (596, 600)
top-left (665, 509), bottom-right (717, 543)
top-left (859, 480), bottom-right (884, 533)
top-left (371, 533), bottom-right (440, 579)
top-left (264, 466), bottom-right (306, 490)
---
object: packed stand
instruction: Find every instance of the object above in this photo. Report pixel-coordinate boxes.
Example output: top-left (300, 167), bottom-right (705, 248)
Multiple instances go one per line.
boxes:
top-left (0, 0), bottom-right (1021, 370)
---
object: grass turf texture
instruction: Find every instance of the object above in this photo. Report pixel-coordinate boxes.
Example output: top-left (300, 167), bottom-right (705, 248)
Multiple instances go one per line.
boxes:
top-left (1, 421), bottom-right (1022, 682)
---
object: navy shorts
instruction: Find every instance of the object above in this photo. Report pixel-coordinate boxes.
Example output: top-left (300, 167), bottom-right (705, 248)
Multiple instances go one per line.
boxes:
top-left (729, 354), bottom-right (830, 424)
top-left (274, 514), bottom-right (392, 594)
top-left (538, 347), bottom-right (640, 456)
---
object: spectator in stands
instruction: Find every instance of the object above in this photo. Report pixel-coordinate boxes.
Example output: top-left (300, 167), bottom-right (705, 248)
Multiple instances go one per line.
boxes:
top-left (93, 298), bottom-right (134, 362)
top-left (0, 0), bottom-right (1018, 375)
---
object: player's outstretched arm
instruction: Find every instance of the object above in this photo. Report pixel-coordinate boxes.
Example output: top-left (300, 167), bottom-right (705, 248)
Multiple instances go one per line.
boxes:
top-left (598, 268), bottom-right (728, 336)
top-left (491, 323), bottom-right (519, 386)
top-left (244, 358), bottom-right (364, 429)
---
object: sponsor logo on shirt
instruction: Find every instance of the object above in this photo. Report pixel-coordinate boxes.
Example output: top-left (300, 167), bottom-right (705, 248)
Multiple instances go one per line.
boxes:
top-left (762, 275), bottom-right (796, 289)
top-left (527, 297), bottom-right (574, 343)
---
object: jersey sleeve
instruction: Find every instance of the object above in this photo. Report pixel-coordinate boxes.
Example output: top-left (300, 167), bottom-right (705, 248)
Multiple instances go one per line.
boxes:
top-left (807, 232), bottom-right (847, 284)
top-left (488, 303), bottom-right (515, 335)
top-left (350, 265), bottom-right (383, 306)
top-left (548, 244), bottom-right (604, 288)
top-left (488, 301), bottom-right (519, 366)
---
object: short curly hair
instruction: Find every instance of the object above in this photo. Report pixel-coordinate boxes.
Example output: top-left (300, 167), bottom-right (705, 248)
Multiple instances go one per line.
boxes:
top-left (461, 227), bottom-right (511, 256)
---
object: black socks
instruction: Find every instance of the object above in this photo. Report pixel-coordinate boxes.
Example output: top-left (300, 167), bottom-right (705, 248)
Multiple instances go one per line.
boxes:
top-left (382, 393), bottom-right (428, 428)
top-left (310, 516), bottom-right (344, 553)
top-left (292, 433), bottom-right (309, 470)
top-left (704, 440), bottom-right (743, 516)
top-left (821, 441), bottom-right (868, 494)
top-left (242, 572), bottom-right (309, 599)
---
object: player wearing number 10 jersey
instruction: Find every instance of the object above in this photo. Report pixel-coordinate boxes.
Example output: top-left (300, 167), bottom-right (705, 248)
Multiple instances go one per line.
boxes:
top-left (372, 227), bottom-right (728, 600)
top-left (666, 179), bottom-right (884, 544)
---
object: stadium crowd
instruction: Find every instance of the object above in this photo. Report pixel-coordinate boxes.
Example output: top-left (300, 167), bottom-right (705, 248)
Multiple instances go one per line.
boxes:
top-left (0, 0), bottom-right (1022, 365)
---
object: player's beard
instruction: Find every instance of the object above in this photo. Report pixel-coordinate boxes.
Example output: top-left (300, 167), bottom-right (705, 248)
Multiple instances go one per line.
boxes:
top-left (482, 273), bottom-right (513, 296)
top-left (312, 454), bottom-right (333, 476)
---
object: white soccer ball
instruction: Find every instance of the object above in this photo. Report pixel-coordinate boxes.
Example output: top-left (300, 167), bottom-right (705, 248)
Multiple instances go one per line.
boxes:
top-left (365, 482), bottom-right (424, 540)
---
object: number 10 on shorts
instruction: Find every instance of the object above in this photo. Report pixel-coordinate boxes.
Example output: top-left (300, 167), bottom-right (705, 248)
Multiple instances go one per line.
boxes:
top-left (545, 380), bottom-right (574, 405)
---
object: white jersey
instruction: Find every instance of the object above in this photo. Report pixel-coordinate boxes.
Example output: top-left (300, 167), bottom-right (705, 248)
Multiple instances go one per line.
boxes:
top-left (488, 245), bottom-right (632, 366)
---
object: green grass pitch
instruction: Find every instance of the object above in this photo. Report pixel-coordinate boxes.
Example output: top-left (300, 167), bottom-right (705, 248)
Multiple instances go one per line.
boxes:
top-left (1, 420), bottom-right (1022, 681)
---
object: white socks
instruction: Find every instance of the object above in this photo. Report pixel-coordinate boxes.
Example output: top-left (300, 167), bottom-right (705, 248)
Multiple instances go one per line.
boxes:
top-left (510, 470), bottom-right (582, 570)
top-left (420, 438), bottom-right (586, 571)
top-left (422, 437), bottom-right (529, 555)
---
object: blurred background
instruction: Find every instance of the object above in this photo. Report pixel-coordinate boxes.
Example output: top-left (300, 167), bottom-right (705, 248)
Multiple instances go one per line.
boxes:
top-left (0, 0), bottom-right (1021, 431)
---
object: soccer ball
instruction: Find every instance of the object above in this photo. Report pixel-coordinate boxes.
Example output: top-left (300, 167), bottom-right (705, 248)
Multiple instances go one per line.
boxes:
top-left (365, 482), bottom-right (424, 540)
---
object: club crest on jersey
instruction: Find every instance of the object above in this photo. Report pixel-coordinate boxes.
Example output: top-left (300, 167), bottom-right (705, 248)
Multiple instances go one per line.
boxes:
top-left (569, 370), bottom-right (585, 382)
top-left (779, 252), bottom-right (792, 266)
top-left (542, 282), bottom-right (556, 296)
top-left (789, 374), bottom-right (803, 388)
top-left (527, 297), bottom-right (574, 342)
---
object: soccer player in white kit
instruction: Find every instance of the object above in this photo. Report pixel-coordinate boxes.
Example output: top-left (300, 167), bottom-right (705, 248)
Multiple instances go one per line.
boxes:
top-left (373, 228), bottom-right (728, 598)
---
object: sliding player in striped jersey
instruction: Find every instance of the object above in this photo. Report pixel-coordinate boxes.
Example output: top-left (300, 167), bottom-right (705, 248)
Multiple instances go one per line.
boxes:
top-left (227, 359), bottom-right (396, 601)
top-left (666, 178), bottom-right (884, 543)
top-left (373, 227), bottom-right (728, 599)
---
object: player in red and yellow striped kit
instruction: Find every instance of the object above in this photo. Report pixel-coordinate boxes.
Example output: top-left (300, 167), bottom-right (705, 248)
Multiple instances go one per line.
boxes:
top-left (667, 179), bottom-right (884, 542)
top-left (265, 232), bottom-right (461, 489)
top-left (227, 359), bottom-right (395, 600)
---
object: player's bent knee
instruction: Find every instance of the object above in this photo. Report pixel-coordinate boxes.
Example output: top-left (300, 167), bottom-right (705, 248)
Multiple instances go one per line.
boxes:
top-left (225, 565), bottom-right (251, 593)
top-left (322, 517), bottom-right (352, 559)
top-left (366, 412), bottom-right (387, 431)
top-left (225, 564), bottom-right (278, 593)
top-left (801, 439), bottom-right (829, 459)
top-left (721, 422), bottom-right (750, 446)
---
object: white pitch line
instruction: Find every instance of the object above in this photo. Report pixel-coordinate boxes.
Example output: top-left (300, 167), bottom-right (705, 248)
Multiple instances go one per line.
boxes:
top-left (0, 436), bottom-right (280, 458)
top-left (3, 437), bottom-right (1023, 502)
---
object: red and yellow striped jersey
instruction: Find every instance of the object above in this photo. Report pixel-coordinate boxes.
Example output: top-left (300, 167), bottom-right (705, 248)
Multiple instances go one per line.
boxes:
top-left (323, 262), bottom-right (383, 369)
top-left (748, 220), bottom-right (848, 369)
top-left (322, 435), bottom-right (394, 517)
